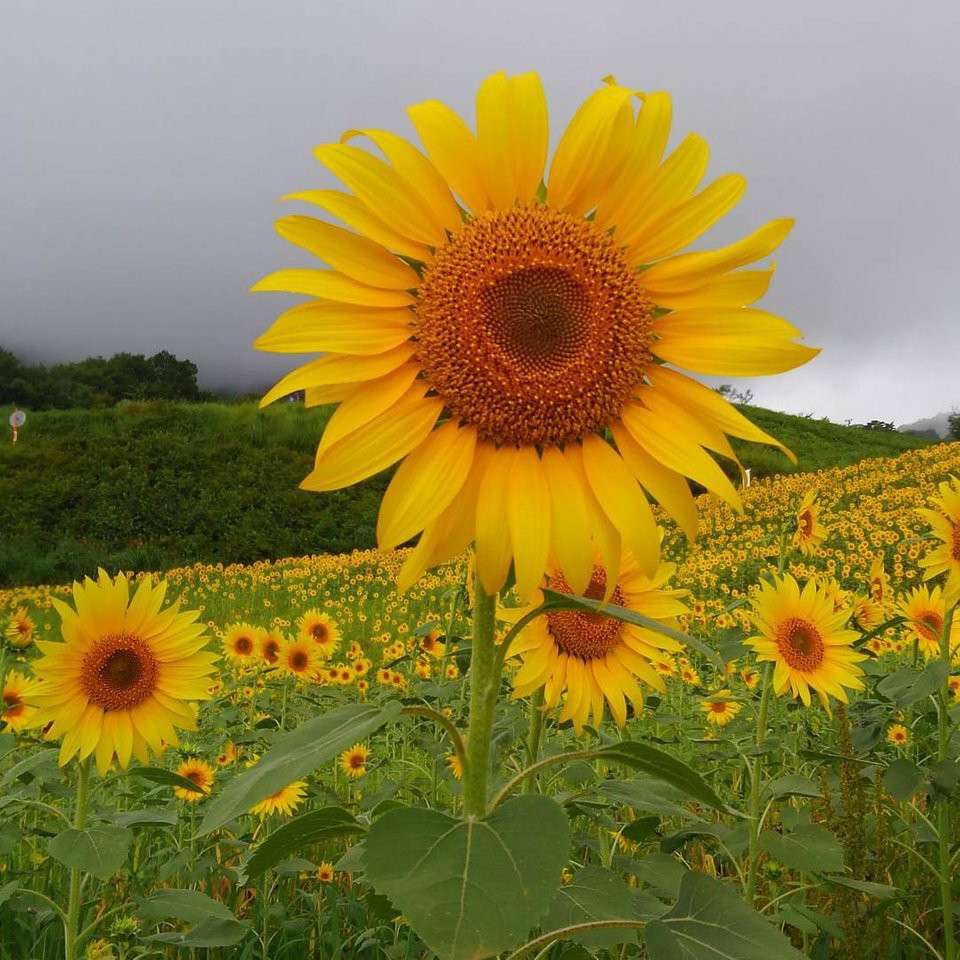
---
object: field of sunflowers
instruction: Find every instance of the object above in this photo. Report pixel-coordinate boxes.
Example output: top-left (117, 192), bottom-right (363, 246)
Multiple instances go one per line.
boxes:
top-left (2, 439), bottom-right (960, 960)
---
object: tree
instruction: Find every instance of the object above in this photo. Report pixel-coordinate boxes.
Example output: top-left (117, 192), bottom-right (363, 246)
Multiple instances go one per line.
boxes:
top-left (948, 411), bottom-right (960, 441)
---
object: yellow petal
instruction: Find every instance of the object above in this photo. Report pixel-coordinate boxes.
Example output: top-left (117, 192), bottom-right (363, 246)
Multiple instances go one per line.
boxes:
top-left (647, 267), bottom-right (775, 310)
top-left (254, 300), bottom-right (412, 356)
top-left (548, 83), bottom-right (635, 214)
top-left (641, 218), bottom-right (794, 290)
top-left (274, 215), bottom-right (420, 289)
top-left (591, 659), bottom-right (627, 727)
top-left (302, 387), bottom-right (442, 491)
top-left (581, 434), bottom-right (659, 576)
top-left (609, 422), bottom-right (699, 541)
top-left (508, 447), bottom-right (552, 603)
top-left (377, 421), bottom-right (478, 549)
top-left (508, 72), bottom-right (550, 204)
top-left (282, 189), bottom-right (432, 261)
top-left (314, 143), bottom-right (444, 245)
top-left (651, 307), bottom-right (820, 375)
top-left (475, 446), bottom-right (517, 596)
top-left (251, 269), bottom-right (413, 307)
top-left (342, 128), bottom-right (462, 235)
top-left (542, 445), bottom-right (593, 594)
top-left (407, 99), bottom-right (489, 214)
top-left (626, 173), bottom-right (746, 263)
top-left (475, 71), bottom-right (517, 209)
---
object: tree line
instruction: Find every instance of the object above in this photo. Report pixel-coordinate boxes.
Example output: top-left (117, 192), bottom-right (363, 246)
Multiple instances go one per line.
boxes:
top-left (0, 347), bottom-right (207, 409)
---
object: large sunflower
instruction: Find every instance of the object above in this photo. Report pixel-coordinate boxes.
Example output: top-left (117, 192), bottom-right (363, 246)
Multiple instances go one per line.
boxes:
top-left (919, 476), bottom-right (960, 605)
top-left (26, 570), bottom-right (217, 774)
top-left (507, 550), bottom-right (689, 730)
top-left (254, 72), bottom-right (817, 600)
top-left (746, 574), bottom-right (866, 712)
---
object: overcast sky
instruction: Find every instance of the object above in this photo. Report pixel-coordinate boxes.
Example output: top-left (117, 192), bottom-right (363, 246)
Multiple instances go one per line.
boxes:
top-left (1, 0), bottom-right (958, 425)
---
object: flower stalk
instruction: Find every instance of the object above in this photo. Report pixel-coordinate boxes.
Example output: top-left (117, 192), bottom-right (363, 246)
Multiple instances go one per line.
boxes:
top-left (745, 661), bottom-right (774, 905)
top-left (64, 756), bottom-right (91, 960)
top-left (938, 604), bottom-right (956, 960)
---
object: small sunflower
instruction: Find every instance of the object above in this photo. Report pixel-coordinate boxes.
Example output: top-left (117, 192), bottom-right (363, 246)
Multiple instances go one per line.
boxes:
top-left (886, 723), bottom-right (910, 747)
top-left (174, 758), bottom-right (215, 802)
top-left (27, 570), bottom-right (217, 774)
top-left (280, 638), bottom-right (321, 679)
top-left (215, 742), bottom-right (236, 766)
top-left (746, 574), bottom-right (866, 712)
top-left (254, 71), bottom-right (816, 600)
top-left (919, 476), bottom-right (960, 604)
top-left (852, 594), bottom-right (884, 632)
top-left (317, 861), bottom-right (335, 883)
top-left (339, 743), bottom-right (370, 778)
top-left (792, 490), bottom-right (826, 556)
top-left (223, 623), bottom-right (260, 662)
top-left (740, 666), bottom-right (760, 689)
top-left (298, 610), bottom-right (341, 657)
top-left (2, 670), bottom-right (39, 733)
top-left (700, 690), bottom-right (741, 727)
top-left (898, 585), bottom-right (960, 659)
top-left (249, 780), bottom-right (308, 818)
top-left (868, 558), bottom-right (894, 613)
top-left (507, 550), bottom-right (688, 731)
top-left (446, 752), bottom-right (463, 780)
top-left (419, 627), bottom-right (446, 659)
top-left (680, 664), bottom-right (701, 687)
top-left (4, 607), bottom-right (35, 649)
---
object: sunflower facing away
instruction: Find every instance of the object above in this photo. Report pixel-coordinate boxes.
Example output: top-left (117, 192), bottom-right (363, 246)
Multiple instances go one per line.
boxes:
top-left (919, 476), bottom-right (960, 605)
top-left (254, 71), bottom-right (817, 600)
top-left (506, 549), bottom-right (689, 731)
top-left (746, 574), bottom-right (866, 712)
top-left (792, 490), bottom-right (826, 556)
top-left (174, 757), bottom-right (216, 802)
top-left (26, 570), bottom-right (217, 774)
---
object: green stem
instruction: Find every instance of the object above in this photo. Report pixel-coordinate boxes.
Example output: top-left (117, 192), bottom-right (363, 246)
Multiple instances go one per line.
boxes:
top-left (64, 756), bottom-right (92, 960)
top-left (745, 662), bottom-right (774, 905)
top-left (462, 586), bottom-right (499, 817)
top-left (522, 688), bottom-right (545, 794)
top-left (938, 605), bottom-right (956, 960)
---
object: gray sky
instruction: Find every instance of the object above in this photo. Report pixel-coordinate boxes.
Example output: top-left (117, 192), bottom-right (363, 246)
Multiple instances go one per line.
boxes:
top-left (1, 0), bottom-right (958, 425)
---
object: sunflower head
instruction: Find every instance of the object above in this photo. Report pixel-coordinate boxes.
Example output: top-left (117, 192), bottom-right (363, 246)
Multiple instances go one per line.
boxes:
top-left (317, 862), bottom-right (335, 883)
top-left (174, 758), bottom-right (215, 802)
top-left (919, 476), bottom-right (960, 605)
top-left (260, 629), bottom-right (283, 665)
top-left (5, 607), bottom-right (35, 649)
top-left (2, 670), bottom-right (39, 733)
top-left (339, 742), bottom-right (370, 778)
top-left (27, 570), bottom-right (217, 774)
top-left (792, 490), bottom-right (826, 556)
top-left (700, 690), bottom-right (741, 727)
top-left (281, 638), bottom-right (320, 679)
top-left (223, 623), bottom-right (260, 662)
top-left (249, 780), bottom-right (308, 818)
top-left (254, 72), bottom-right (817, 600)
top-left (297, 609), bottom-right (341, 656)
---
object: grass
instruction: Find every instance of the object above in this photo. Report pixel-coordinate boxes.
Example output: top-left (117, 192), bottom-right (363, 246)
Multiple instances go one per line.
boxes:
top-left (0, 399), bottom-right (933, 588)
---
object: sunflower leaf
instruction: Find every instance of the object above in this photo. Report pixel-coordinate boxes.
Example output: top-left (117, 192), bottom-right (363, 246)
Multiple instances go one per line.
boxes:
top-left (364, 795), bottom-right (569, 960)
top-left (540, 590), bottom-right (723, 669)
top-left (543, 866), bottom-right (639, 950)
top-left (127, 766), bottom-right (207, 794)
top-left (47, 825), bottom-right (133, 881)
top-left (197, 701), bottom-right (402, 836)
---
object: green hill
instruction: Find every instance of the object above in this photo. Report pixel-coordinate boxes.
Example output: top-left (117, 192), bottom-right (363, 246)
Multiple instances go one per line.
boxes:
top-left (0, 400), bottom-right (933, 588)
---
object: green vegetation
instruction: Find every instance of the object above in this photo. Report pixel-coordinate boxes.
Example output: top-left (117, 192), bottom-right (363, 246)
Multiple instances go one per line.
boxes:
top-left (0, 400), bottom-right (933, 588)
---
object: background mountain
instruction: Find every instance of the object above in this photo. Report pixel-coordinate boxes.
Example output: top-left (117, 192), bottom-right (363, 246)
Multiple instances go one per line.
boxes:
top-left (899, 411), bottom-right (954, 438)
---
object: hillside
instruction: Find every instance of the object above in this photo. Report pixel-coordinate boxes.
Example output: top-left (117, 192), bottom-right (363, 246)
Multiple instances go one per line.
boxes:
top-left (0, 400), bottom-right (936, 588)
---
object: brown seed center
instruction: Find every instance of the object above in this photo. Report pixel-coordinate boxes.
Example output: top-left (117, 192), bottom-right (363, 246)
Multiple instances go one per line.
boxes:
top-left (775, 617), bottom-right (825, 672)
top-left (952, 522), bottom-right (960, 562)
top-left (798, 509), bottom-right (814, 537)
top-left (81, 634), bottom-right (158, 711)
top-left (415, 206), bottom-right (653, 446)
top-left (917, 611), bottom-right (944, 643)
top-left (546, 568), bottom-right (625, 661)
top-left (234, 635), bottom-right (254, 656)
top-left (290, 650), bottom-right (309, 671)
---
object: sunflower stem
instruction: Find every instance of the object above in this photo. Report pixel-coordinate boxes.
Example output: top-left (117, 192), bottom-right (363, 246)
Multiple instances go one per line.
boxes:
top-left (522, 688), bottom-right (545, 794)
top-left (64, 756), bottom-right (91, 960)
top-left (745, 661), bottom-right (774, 905)
top-left (938, 604), bottom-right (956, 960)
top-left (462, 585), bottom-right (499, 817)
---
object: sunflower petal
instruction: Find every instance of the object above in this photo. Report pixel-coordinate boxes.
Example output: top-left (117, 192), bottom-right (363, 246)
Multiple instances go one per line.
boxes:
top-left (251, 269), bottom-right (413, 307)
top-left (508, 447), bottom-right (552, 602)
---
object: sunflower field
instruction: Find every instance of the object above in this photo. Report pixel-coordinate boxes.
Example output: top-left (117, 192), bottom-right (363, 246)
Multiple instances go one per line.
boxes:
top-left (4, 71), bottom-right (960, 960)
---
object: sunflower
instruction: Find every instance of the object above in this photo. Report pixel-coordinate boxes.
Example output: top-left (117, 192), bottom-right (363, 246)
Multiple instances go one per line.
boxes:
top-left (280, 638), bottom-right (321, 679)
top-left (26, 570), bottom-right (217, 774)
top-left (339, 743), bottom-right (370, 778)
top-left (446, 752), bottom-right (463, 780)
top-left (223, 623), bottom-right (260, 662)
top-left (317, 862), bottom-right (335, 883)
top-left (4, 607), bottom-right (35, 649)
top-left (792, 490), bottom-right (826, 556)
top-left (852, 594), bottom-right (884, 632)
top-left (700, 690), bottom-right (741, 726)
top-left (507, 550), bottom-right (688, 731)
top-left (898, 585), bottom-right (960, 659)
top-left (868, 558), bottom-right (894, 613)
top-left (746, 574), bottom-right (866, 712)
top-left (740, 666), bottom-right (760, 689)
top-left (297, 610), bottom-right (341, 657)
top-left (249, 780), bottom-right (308, 818)
top-left (260, 629), bottom-right (283, 666)
top-left (419, 627), bottom-right (446, 659)
top-left (2, 670), bottom-right (39, 733)
top-left (215, 742), bottom-right (237, 766)
top-left (254, 72), bottom-right (816, 601)
top-left (919, 476), bottom-right (960, 604)
top-left (886, 723), bottom-right (910, 747)
top-left (174, 758), bottom-right (215, 802)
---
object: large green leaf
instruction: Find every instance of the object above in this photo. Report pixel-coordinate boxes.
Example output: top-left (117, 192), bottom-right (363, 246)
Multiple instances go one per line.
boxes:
top-left (598, 780), bottom-right (701, 820)
top-left (364, 794), bottom-right (569, 960)
top-left (883, 758), bottom-right (926, 801)
top-left (645, 872), bottom-right (806, 959)
top-left (139, 888), bottom-right (248, 948)
top-left (763, 775), bottom-right (821, 800)
top-left (127, 766), bottom-right (206, 794)
top-left (593, 742), bottom-right (729, 812)
top-left (0, 749), bottom-right (60, 786)
top-left (877, 662), bottom-right (948, 707)
top-left (47, 825), bottom-right (133, 880)
top-left (543, 866), bottom-right (638, 950)
top-left (759, 823), bottom-right (844, 873)
top-left (240, 807), bottom-right (365, 881)
top-left (198, 701), bottom-right (401, 835)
